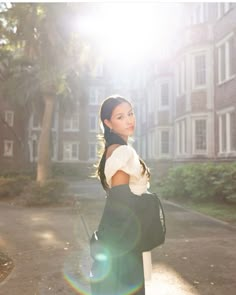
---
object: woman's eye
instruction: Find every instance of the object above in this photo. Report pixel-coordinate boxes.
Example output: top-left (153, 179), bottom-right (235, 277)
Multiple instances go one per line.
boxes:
top-left (129, 112), bottom-right (134, 116)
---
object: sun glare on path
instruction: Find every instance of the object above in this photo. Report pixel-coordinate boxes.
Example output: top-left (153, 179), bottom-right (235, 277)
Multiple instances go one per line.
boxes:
top-left (78, 3), bottom-right (182, 65)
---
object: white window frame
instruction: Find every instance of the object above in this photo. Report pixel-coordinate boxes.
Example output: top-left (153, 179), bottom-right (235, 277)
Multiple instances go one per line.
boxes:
top-left (192, 53), bottom-right (206, 89)
top-left (176, 119), bottom-right (187, 155)
top-left (89, 114), bottom-right (99, 132)
top-left (30, 138), bottom-right (56, 162)
top-left (51, 140), bottom-right (56, 161)
top-left (217, 107), bottom-right (236, 155)
top-left (88, 143), bottom-right (98, 161)
top-left (193, 3), bottom-right (208, 25)
top-left (30, 138), bottom-right (38, 162)
top-left (4, 110), bottom-right (14, 127)
top-left (3, 140), bottom-right (13, 157)
top-left (89, 86), bottom-right (103, 105)
top-left (147, 131), bottom-right (156, 159)
top-left (141, 102), bottom-right (146, 124)
top-left (177, 58), bottom-right (186, 96)
top-left (32, 113), bottom-right (41, 130)
top-left (51, 112), bottom-right (57, 130)
top-left (217, 3), bottom-right (232, 19)
top-left (63, 142), bottom-right (79, 161)
top-left (158, 129), bottom-right (170, 156)
top-left (159, 82), bottom-right (170, 109)
top-left (192, 117), bottom-right (208, 155)
top-left (216, 32), bottom-right (235, 85)
top-left (63, 113), bottom-right (79, 131)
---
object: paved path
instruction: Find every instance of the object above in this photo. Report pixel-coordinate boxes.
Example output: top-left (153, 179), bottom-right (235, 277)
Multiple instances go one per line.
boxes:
top-left (0, 179), bottom-right (236, 295)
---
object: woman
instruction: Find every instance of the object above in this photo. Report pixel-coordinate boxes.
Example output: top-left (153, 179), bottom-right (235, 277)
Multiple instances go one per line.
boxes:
top-left (90, 95), bottom-right (152, 295)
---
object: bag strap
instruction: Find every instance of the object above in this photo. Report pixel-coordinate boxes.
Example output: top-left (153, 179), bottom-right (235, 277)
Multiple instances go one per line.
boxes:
top-left (156, 195), bottom-right (166, 235)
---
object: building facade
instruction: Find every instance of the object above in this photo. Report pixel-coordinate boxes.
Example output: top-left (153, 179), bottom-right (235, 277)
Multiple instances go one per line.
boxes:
top-left (142, 2), bottom-right (236, 177)
top-left (1, 3), bottom-right (236, 177)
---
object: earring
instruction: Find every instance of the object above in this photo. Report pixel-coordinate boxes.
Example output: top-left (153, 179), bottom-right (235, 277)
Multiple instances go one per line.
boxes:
top-left (110, 128), bottom-right (112, 133)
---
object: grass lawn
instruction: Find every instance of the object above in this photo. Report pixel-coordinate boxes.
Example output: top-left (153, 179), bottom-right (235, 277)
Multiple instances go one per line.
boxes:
top-left (177, 200), bottom-right (236, 224)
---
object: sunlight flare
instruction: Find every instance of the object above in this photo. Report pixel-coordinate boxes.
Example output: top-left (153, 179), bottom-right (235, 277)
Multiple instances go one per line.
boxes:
top-left (77, 3), bottom-right (182, 64)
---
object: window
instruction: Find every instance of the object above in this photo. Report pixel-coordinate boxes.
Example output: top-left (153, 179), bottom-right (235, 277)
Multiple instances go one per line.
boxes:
top-left (89, 143), bottom-right (98, 160)
top-left (192, 3), bottom-right (208, 24)
top-left (51, 112), bottom-right (56, 130)
top-left (193, 119), bottom-right (207, 153)
top-left (193, 54), bottom-right (206, 88)
top-left (177, 58), bottom-right (186, 96)
top-left (94, 63), bottom-right (103, 77)
top-left (63, 113), bottom-right (79, 131)
top-left (5, 111), bottom-right (14, 127)
top-left (50, 140), bottom-right (56, 160)
top-left (63, 142), bottom-right (79, 161)
top-left (89, 114), bottom-right (98, 131)
top-left (30, 139), bottom-right (55, 162)
top-left (4, 140), bottom-right (13, 157)
top-left (160, 83), bottom-right (169, 108)
top-left (32, 112), bottom-right (41, 129)
top-left (228, 37), bottom-right (234, 78)
top-left (160, 131), bottom-right (169, 154)
top-left (217, 3), bottom-right (233, 19)
top-left (148, 131), bottom-right (156, 159)
top-left (176, 119), bottom-right (187, 155)
top-left (141, 102), bottom-right (146, 123)
top-left (217, 33), bottom-right (235, 84)
top-left (230, 112), bottom-right (236, 151)
top-left (32, 140), bottom-right (38, 161)
top-left (89, 87), bottom-right (104, 105)
top-left (219, 110), bottom-right (236, 153)
top-left (89, 87), bottom-right (99, 105)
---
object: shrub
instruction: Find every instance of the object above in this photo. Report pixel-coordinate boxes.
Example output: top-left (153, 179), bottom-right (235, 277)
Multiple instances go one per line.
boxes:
top-left (158, 163), bottom-right (236, 203)
top-left (52, 162), bottom-right (93, 179)
top-left (23, 179), bottom-right (68, 206)
top-left (158, 166), bottom-right (188, 200)
top-left (0, 175), bottom-right (31, 199)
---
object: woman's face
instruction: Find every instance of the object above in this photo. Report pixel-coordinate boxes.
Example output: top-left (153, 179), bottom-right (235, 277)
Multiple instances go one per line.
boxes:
top-left (104, 102), bottom-right (136, 141)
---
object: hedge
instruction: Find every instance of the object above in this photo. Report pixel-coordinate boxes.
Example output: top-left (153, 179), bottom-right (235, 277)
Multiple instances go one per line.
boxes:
top-left (158, 163), bottom-right (236, 203)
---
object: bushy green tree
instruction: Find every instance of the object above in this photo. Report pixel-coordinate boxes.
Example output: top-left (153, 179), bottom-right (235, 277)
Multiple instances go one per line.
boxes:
top-left (0, 3), bottom-right (92, 184)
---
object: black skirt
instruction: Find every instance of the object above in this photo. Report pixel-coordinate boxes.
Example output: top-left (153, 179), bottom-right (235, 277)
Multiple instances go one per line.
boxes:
top-left (90, 250), bottom-right (145, 295)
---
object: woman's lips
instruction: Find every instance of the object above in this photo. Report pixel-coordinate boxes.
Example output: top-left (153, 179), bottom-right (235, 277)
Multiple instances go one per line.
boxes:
top-left (127, 126), bottom-right (134, 131)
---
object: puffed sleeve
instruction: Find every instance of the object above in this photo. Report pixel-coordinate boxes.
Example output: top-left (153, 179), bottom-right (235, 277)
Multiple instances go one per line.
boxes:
top-left (104, 145), bottom-right (141, 186)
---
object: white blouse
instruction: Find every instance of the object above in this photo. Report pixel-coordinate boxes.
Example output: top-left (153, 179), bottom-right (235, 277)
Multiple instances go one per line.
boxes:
top-left (105, 145), bottom-right (150, 195)
top-left (104, 144), bottom-right (152, 281)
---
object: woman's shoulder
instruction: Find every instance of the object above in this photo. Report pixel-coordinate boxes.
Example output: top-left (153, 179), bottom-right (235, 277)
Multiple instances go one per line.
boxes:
top-left (106, 144), bottom-right (122, 159)
top-left (106, 144), bottom-right (135, 161)
top-left (104, 144), bottom-right (141, 183)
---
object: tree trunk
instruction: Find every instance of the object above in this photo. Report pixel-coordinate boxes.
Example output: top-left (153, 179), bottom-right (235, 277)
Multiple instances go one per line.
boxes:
top-left (36, 94), bottom-right (55, 185)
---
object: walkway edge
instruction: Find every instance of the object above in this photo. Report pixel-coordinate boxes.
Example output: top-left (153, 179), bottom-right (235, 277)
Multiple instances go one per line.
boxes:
top-left (162, 199), bottom-right (236, 231)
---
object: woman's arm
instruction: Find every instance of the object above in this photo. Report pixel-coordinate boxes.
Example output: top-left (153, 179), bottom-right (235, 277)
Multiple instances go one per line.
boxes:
top-left (111, 170), bottom-right (129, 187)
top-left (106, 144), bottom-right (130, 187)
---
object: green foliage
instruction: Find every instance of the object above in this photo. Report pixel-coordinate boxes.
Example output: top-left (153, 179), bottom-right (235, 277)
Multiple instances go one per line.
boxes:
top-left (1, 3), bottom-right (92, 184)
top-left (156, 166), bottom-right (188, 200)
top-left (52, 162), bottom-right (93, 179)
top-left (23, 179), bottom-right (68, 206)
top-left (158, 163), bottom-right (236, 203)
top-left (0, 175), bottom-right (30, 198)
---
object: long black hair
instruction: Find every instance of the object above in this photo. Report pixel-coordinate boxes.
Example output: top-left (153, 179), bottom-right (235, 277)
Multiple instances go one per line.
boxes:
top-left (97, 95), bottom-right (150, 191)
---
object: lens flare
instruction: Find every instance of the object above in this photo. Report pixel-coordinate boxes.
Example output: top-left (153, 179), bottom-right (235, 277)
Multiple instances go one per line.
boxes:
top-left (90, 251), bottom-right (112, 283)
top-left (63, 200), bottom-right (145, 294)
top-left (63, 249), bottom-right (91, 295)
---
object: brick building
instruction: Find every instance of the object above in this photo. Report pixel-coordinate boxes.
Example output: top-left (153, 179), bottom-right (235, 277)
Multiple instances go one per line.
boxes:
top-left (1, 3), bottom-right (236, 177)
top-left (142, 2), bottom-right (236, 177)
